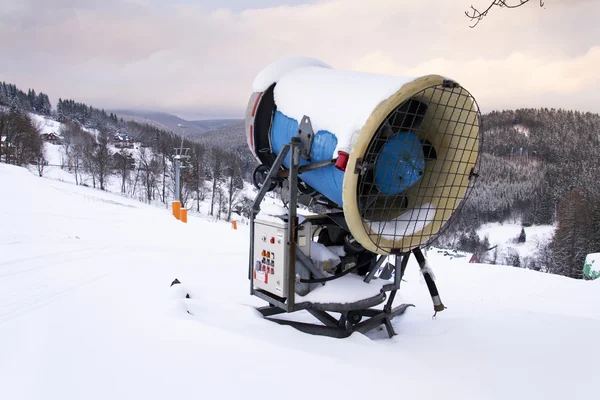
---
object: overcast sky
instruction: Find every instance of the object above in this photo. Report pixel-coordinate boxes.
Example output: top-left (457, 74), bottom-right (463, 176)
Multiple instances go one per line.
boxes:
top-left (1, 0), bottom-right (598, 119)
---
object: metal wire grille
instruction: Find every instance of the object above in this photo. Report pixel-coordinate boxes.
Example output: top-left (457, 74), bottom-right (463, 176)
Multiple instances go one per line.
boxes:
top-left (356, 82), bottom-right (481, 253)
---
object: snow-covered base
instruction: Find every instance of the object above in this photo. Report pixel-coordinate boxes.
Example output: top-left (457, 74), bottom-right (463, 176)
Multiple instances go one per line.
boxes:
top-left (1, 163), bottom-right (599, 400)
top-left (295, 272), bottom-right (389, 304)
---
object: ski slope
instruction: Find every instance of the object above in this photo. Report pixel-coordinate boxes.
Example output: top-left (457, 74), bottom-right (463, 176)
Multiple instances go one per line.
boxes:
top-left (477, 221), bottom-right (555, 265)
top-left (1, 163), bottom-right (599, 400)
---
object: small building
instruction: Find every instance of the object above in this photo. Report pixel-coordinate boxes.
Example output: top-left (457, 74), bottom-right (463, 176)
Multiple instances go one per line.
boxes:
top-left (112, 133), bottom-right (135, 149)
top-left (1, 136), bottom-right (16, 159)
top-left (41, 132), bottom-right (63, 145)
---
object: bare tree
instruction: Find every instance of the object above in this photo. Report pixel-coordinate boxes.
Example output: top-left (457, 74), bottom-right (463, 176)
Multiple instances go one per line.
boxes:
top-left (465, 0), bottom-right (545, 28)
top-left (208, 149), bottom-right (223, 216)
top-left (114, 150), bottom-right (134, 193)
top-left (92, 131), bottom-right (112, 191)
top-left (138, 147), bottom-right (160, 202)
top-left (217, 187), bottom-right (226, 220)
top-left (223, 155), bottom-right (244, 222)
top-left (153, 133), bottom-right (176, 206)
top-left (35, 147), bottom-right (47, 177)
top-left (191, 143), bottom-right (205, 213)
top-left (71, 130), bottom-right (94, 185)
top-left (59, 122), bottom-right (81, 171)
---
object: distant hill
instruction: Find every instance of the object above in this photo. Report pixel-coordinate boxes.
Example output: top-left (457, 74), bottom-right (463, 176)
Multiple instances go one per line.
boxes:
top-left (191, 119), bottom-right (241, 132)
top-left (113, 109), bottom-right (242, 139)
top-left (113, 111), bottom-right (173, 132)
top-left (193, 120), bottom-right (257, 174)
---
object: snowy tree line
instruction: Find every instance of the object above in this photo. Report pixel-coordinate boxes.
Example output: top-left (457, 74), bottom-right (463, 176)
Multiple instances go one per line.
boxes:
top-left (0, 80), bottom-right (250, 222)
top-left (57, 98), bottom-right (123, 133)
top-left (439, 108), bottom-right (600, 278)
top-left (0, 82), bottom-right (51, 116)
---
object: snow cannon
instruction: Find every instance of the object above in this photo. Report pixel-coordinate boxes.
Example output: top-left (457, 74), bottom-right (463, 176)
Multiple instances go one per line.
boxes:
top-left (246, 57), bottom-right (481, 255)
top-left (246, 57), bottom-right (482, 339)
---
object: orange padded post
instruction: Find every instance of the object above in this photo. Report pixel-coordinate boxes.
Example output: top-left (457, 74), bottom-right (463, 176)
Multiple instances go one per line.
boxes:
top-left (180, 208), bottom-right (188, 223)
top-left (172, 201), bottom-right (181, 220)
top-left (232, 220), bottom-right (238, 230)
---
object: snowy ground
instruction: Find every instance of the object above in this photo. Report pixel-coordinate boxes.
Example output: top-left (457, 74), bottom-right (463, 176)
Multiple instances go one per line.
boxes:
top-left (477, 221), bottom-right (555, 266)
top-left (1, 163), bottom-right (599, 400)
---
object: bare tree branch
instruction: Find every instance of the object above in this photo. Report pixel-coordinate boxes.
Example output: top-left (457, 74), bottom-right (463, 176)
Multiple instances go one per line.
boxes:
top-left (465, 0), bottom-right (545, 28)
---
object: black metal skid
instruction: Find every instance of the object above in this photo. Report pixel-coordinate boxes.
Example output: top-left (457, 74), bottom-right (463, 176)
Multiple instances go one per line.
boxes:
top-left (248, 137), bottom-right (417, 339)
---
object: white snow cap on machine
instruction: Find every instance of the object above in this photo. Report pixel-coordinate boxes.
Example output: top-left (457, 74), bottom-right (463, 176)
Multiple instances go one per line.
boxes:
top-left (252, 56), bottom-right (332, 92)
top-left (252, 56), bottom-right (420, 154)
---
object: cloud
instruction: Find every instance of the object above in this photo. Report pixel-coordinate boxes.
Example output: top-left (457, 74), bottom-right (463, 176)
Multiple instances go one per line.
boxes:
top-left (0, 0), bottom-right (598, 118)
top-left (353, 46), bottom-right (600, 113)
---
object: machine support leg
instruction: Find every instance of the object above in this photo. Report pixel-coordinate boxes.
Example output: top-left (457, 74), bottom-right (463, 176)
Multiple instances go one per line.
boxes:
top-left (364, 254), bottom-right (388, 283)
top-left (257, 306), bottom-right (287, 317)
top-left (249, 145), bottom-right (290, 284)
top-left (412, 247), bottom-right (446, 315)
top-left (384, 290), bottom-right (397, 314)
top-left (286, 138), bottom-right (301, 311)
top-left (396, 253), bottom-right (409, 289)
top-left (384, 318), bottom-right (396, 338)
top-left (307, 309), bottom-right (340, 328)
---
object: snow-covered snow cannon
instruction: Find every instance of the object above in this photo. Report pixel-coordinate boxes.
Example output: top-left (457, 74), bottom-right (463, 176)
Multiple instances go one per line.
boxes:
top-left (246, 57), bottom-right (482, 338)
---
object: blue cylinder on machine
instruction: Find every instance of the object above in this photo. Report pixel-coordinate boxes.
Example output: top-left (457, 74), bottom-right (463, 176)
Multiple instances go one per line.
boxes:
top-left (270, 110), bottom-right (426, 207)
top-left (270, 110), bottom-right (345, 206)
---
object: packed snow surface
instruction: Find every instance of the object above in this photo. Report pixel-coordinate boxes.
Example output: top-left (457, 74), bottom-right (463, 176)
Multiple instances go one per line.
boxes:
top-left (1, 163), bottom-right (600, 400)
top-left (296, 273), bottom-right (388, 304)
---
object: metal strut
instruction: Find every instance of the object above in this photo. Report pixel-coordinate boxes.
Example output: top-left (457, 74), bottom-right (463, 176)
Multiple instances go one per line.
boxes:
top-left (412, 247), bottom-right (446, 317)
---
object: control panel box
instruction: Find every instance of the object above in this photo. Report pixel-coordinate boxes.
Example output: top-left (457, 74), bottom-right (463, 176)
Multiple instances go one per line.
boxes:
top-left (253, 216), bottom-right (289, 298)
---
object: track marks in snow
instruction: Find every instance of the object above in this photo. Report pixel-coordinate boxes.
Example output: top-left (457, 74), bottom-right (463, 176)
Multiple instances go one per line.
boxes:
top-left (0, 246), bottom-right (105, 274)
top-left (0, 245), bottom-right (131, 326)
top-left (0, 273), bottom-right (110, 326)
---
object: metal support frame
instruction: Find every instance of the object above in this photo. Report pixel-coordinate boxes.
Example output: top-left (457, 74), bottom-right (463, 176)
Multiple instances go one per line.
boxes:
top-left (249, 138), bottom-right (415, 338)
top-left (173, 147), bottom-right (190, 203)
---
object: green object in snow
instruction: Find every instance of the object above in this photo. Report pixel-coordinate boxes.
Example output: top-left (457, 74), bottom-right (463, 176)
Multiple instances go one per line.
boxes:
top-left (583, 253), bottom-right (600, 280)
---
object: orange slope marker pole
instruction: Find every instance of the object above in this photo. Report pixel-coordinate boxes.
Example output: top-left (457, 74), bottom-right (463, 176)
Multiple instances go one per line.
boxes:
top-left (180, 208), bottom-right (188, 223)
top-left (172, 201), bottom-right (181, 220)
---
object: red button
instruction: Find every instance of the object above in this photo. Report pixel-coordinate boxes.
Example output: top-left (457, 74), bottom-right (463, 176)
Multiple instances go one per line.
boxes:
top-left (270, 237), bottom-right (275, 244)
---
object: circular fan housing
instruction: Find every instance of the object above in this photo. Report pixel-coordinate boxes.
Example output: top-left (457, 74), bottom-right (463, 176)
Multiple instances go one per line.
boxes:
top-left (343, 81), bottom-right (481, 254)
